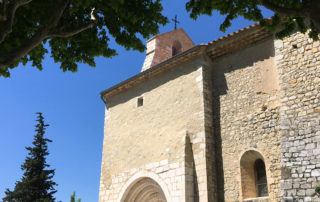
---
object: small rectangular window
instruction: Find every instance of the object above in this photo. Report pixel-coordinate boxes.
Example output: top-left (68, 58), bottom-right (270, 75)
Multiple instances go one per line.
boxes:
top-left (137, 97), bottom-right (143, 107)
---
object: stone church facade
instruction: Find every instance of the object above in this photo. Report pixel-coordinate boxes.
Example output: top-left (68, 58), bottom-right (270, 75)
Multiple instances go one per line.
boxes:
top-left (99, 24), bottom-right (320, 202)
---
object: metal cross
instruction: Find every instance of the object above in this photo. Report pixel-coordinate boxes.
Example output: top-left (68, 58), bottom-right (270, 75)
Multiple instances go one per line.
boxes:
top-left (172, 15), bottom-right (180, 30)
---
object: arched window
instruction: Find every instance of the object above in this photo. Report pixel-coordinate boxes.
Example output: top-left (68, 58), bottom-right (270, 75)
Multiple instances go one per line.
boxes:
top-left (255, 159), bottom-right (268, 197)
top-left (240, 150), bottom-right (269, 199)
top-left (172, 40), bottom-right (182, 56)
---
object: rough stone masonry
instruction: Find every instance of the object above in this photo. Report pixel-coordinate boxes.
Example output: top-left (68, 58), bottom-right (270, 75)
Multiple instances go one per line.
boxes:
top-left (99, 26), bottom-right (320, 202)
top-left (276, 32), bottom-right (320, 202)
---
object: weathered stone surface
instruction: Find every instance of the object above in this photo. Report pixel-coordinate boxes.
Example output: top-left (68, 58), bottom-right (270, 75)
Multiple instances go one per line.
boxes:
top-left (276, 31), bottom-right (320, 202)
top-left (209, 36), bottom-right (281, 202)
top-left (100, 57), bottom-right (211, 202)
top-left (99, 28), bottom-right (320, 202)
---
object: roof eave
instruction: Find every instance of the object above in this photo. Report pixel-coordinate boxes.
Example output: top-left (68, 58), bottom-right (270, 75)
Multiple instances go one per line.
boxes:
top-left (100, 44), bottom-right (206, 100)
top-left (100, 22), bottom-right (273, 102)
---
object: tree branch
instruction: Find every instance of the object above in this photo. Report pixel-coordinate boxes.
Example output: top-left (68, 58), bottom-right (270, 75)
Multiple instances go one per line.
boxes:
top-left (0, 0), bottom-right (32, 43)
top-left (259, 0), bottom-right (309, 17)
top-left (0, 28), bottom-right (49, 70)
top-left (0, 2), bottom-right (99, 70)
top-left (50, 22), bottom-right (95, 38)
top-left (0, 0), bottom-right (72, 69)
top-left (50, 8), bottom-right (98, 38)
top-left (48, 0), bottom-right (71, 27)
top-left (0, 0), bottom-right (71, 68)
top-left (0, 0), bottom-right (70, 44)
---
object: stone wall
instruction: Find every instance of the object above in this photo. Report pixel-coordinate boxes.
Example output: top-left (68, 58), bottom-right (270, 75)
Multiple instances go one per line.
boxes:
top-left (100, 57), bottom-right (211, 202)
top-left (276, 32), bottom-right (320, 201)
top-left (100, 28), bottom-right (320, 202)
top-left (209, 37), bottom-right (282, 202)
top-left (99, 158), bottom-right (187, 201)
top-left (202, 61), bottom-right (218, 201)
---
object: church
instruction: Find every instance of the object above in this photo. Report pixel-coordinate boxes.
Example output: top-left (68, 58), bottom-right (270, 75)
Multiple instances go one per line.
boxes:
top-left (98, 22), bottom-right (320, 202)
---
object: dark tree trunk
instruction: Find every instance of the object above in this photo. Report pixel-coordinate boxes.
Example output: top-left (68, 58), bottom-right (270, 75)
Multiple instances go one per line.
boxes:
top-left (309, 0), bottom-right (320, 31)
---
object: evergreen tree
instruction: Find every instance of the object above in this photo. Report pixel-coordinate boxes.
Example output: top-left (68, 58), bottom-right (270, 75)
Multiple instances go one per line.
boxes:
top-left (3, 112), bottom-right (57, 202)
top-left (70, 191), bottom-right (81, 202)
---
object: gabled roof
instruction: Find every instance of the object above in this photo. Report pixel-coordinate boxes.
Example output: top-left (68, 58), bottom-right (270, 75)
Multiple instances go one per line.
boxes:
top-left (100, 22), bottom-right (272, 102)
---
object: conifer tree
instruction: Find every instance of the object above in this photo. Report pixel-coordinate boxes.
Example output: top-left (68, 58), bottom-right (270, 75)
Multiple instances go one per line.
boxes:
top-left (70, 191), bottom-right (81, 202)
top-left (3, 112), bottom-right (57, 202)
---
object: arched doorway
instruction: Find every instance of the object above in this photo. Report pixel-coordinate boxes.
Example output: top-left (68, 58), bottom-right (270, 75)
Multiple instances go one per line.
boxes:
top-left (121, 177), bottom-right (167, 202)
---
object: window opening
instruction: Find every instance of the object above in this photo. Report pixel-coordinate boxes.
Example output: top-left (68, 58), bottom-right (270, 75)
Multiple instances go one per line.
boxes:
top-left (255, 159), bottom-right (268, 197)
top-left (172, 40), bottom-right (182, 56)
top-left (240, 150), bottom-right (269, 199)
top-left (137, 97), bottom-right (143, 107)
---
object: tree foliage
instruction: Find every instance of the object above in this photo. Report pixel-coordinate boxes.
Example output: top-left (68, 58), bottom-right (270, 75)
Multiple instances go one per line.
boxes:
top-left (186, 0), bottom-right (320, 40)
top-left (315, 184), bottom-right (320, 197)
top-left (3, 112), bottom-right (57, 202)
top-left (0, 0), bottom-right (168, 77)
top-left (70, 191), bottom-right (81, 202)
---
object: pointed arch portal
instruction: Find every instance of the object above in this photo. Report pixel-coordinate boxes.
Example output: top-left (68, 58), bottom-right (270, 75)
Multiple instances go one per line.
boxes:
top-left (121, 177), bottom-right (166, 202)
top-left (119, 171), bottom-right (170, 202)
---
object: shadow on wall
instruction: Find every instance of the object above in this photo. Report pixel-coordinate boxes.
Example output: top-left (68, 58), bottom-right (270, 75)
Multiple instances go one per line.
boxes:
top-left (185, 134), bottom-right (199, 202)
top-left (209, 36), bottom-right (276, 201)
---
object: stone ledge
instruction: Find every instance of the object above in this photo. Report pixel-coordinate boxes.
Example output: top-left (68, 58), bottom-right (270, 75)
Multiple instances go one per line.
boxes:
top-left (243, 196), bottom-right (269, 202)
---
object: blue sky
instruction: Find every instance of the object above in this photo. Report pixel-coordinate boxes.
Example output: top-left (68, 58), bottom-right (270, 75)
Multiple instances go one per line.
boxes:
top-left (0, 1), bottom-right (272, 201)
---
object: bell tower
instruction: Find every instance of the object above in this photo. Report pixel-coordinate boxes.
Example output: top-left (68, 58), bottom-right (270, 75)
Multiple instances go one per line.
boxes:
top-left (141, 28), bottom-right (195, 72)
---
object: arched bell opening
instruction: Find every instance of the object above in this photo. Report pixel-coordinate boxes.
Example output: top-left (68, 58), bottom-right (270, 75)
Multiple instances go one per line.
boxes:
top-left (172, 40), bottom-right (182, 56)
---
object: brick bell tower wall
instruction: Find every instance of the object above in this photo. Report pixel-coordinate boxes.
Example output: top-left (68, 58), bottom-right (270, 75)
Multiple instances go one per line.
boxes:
top-left (141, 28), bottom-right (195, 72)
